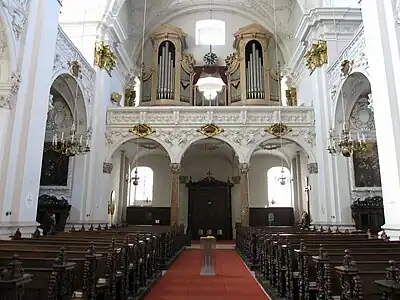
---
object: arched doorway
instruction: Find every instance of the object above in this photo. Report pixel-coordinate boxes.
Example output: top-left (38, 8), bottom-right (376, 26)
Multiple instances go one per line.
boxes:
top-left (181, 138), bottom-right (239, 240)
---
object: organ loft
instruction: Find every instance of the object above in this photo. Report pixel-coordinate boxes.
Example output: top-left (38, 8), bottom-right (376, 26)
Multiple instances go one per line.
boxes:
top-left (139, 24), bottom-right (281, 107)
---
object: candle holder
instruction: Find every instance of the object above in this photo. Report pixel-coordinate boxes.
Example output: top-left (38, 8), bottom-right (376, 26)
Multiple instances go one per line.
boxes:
top-left (51, 123), bottom-right (91, 156)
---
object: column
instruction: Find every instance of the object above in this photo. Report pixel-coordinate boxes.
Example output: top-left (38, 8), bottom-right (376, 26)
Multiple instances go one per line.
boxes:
top-left (116, 151), bottom-right (125, 225)
top-left (121, 157), bottom-right (130, 223)
top-left (307, 163), bottom-right (320, 224)
top-left (170, 163), bottom-right (180, 227)
top-left (360, 0), bottom-right (400, 239)
top-left (312, 65), bottom-right (336, 224)
top-left (0, 0), bottom-right (61, 238)
top-left (84, 67), bottom-right (110, 224)
top-left (102, 162), bottom-right (113, 227)
top-left (239, 163), bottom-right (250, 227)
top-left (332, 155), bottom-right (353, 228)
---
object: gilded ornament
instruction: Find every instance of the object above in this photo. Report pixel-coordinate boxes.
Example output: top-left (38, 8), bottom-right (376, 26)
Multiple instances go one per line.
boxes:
top-left (110, 92), bottom-right (122, 105)
top-left (197, 123), bottom-right (224, 137)
top-left (124, 88), bottom-right (136, 106)
top-left (285, 88), bottom-right (297, 106)
top-left (304, 40), bottom-right (328, 74)
top-left (94, 42), bottom-right (117, 74)
top-left (67, 60), bottom-right (82, 78)
top-left (129, 124), bottom-right (155, 137)
top-left (265, 123), bottom-right (292, 137)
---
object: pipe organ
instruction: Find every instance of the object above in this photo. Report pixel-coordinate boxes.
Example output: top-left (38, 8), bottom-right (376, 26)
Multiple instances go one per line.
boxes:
top-left (139, 24), bottom-right (195, 106)
top-left (157, 41), bottom-right (176, 100)
top-left (138, 23), bottom-right (281, 106)
top-left (226, 24), bottom-right (279, 105)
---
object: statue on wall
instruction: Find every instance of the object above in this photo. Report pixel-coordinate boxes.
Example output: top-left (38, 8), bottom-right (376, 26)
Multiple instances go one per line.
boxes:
top-left (353, 142), bottom-right (381, 187)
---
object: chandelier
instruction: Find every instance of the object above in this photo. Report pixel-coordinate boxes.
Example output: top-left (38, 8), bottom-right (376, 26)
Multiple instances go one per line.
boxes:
top-left (327, 123), bottom-right (367, 157)
top-left (126, 168), bottom-right (139, 186)
top-left (51, 60), bottom-right (91, 156)
top-left (277, 168), bottom-right (287, 185)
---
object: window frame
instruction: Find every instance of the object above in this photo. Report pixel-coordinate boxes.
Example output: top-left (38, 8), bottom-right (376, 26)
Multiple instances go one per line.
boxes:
top-left (195, 19), bottom-right (226, 46)
top-left (130, 166), bottom-right (154, 206)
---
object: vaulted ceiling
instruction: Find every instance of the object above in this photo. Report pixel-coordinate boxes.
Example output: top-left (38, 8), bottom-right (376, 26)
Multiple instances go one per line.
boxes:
top-left (115, 0), bottom-right (303, 67)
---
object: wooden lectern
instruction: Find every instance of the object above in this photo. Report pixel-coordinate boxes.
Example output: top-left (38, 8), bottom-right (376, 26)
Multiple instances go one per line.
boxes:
top-left (200, 236), bottom-right (216, 276)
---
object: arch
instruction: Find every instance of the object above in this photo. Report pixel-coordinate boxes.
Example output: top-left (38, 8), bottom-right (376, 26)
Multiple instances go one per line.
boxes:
top-left (176, 135), bottom-right (245, 163)
top-left (50, 73), bottom-right (88, 132)
top-left (105, 135), bottom-right (174, 163)
top-left (332, 69), bottom-right (372, 128)
top-left (131, 3), bottom-right (293, 67)
top-left (0, 11), bottom-right (17, 73)
top-left (51, 70), bottom-right (90, 123)
top-left (245, 136), bottom-right (316, 164)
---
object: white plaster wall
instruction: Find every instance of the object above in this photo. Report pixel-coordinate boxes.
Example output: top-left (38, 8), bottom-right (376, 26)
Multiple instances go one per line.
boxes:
top-left (131, 155), bottom-right (172, 207)
top-left (248, 154), bottom-right (289, 207)
top-left (109, 71), bottom-right (125, 107)
top-left (142, 10), bottom-right (284, 68)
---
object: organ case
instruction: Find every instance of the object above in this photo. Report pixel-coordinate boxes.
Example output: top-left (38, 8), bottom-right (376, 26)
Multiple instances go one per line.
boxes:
top-left (144, 24), bottom-right (194, 106)
top-left (229, 24), bottom-right (277, 105)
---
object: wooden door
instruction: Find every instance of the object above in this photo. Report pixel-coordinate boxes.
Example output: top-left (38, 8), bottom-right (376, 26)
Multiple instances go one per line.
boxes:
top-left (187, 175), bottom-right (233, 240)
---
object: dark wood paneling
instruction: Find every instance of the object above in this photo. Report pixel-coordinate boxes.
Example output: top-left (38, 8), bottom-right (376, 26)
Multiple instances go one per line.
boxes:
top-left (249, 207), bottom-right (294, 227)
top-left (126, 207), bottom-right (170, 226)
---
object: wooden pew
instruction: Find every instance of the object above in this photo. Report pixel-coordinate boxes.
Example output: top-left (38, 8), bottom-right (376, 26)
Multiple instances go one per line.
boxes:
top-left (0, 225), bottom-right (186, 300)
top-left (236, 225), bottom-right (400, 299)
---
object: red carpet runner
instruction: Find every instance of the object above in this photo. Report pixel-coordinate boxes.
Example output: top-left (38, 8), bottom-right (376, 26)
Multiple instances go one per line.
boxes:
top-left (145, 249), bottom-right (270, 300)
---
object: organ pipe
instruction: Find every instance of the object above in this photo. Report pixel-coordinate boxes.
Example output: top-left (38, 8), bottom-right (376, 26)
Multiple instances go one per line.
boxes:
top-left (157, 41), bottom-right (175, 100)
top-left (246, 41), bottom-right (265, 99)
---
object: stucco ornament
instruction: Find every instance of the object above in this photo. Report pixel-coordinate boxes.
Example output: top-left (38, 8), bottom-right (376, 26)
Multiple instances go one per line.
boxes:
top-left (0, 71), bottom-right (21, 109)
top-left (53, 27), bottom-right (95, 106)
top-left (327, 27), bottom-right (369, 106)
top-left (1, 0), bottom-right (28, 38)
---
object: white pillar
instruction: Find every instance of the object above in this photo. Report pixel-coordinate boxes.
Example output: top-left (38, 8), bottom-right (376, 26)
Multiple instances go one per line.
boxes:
top-left (360, 0), bottom-right (400, 239)
top-left (84, 67), bottom-right (110, 224)
top-left (332, 155), bottom-right (353, 228)
top-left (312, 66), bottom-right (336, 224)
top-left (0, 0), bottom-right (61, 238)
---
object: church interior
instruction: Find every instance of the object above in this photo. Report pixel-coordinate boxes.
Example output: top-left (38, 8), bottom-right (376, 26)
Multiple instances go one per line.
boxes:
top-left (0, 0), bottom-right (399, 299)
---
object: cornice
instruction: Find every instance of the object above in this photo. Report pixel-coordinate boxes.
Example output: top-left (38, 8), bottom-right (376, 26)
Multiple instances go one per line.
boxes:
top-left (288, 7), bottom-right (363, 86)
top-left (295, 7), bottom-right (362, 42)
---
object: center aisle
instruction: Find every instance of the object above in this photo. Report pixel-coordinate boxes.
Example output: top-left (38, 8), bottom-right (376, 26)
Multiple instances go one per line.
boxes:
top-left (145, 249), bottom-right (270, 300)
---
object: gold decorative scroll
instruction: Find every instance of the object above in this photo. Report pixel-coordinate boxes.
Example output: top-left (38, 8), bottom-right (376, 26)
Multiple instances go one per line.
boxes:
top-left (129, 124), bottom-right (155, 137)
top-left (198, 123), bottom-right (224, 137)
top-left (94, 41), bottom-right (117, 74)
top-left (304, 40), bottom-right (328, 75)
top-left (67, 60), bottom-right (82, 78)
top-left (265, 123), bottom-right (292, 137)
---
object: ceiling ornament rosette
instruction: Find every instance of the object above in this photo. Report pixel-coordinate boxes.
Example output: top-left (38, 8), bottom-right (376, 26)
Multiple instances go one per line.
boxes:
top-left (53, 27), bottom-right (95, 112)
top-left (105, 106), bottom-right (315, 164)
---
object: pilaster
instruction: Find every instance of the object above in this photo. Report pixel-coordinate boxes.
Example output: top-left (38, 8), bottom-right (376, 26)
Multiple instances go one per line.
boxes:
top-left (170, 163), bottom-right (180, 226)
top-left (0, 0), bottom-right (61, 237)
top-left (85, 67), bottom-right (110, 223)
top-left (239, 163), bottom-right (250, 227)
top-left (360, 0), bottom-right (400, 239)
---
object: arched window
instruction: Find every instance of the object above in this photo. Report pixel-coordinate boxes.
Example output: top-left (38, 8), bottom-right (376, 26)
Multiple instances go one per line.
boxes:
top-left (129, 166), bottom-right (154, 206)
top-left (195, 19), bottom-right (225, 46)
top-left (267, 167), bottom-right (292, 207)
